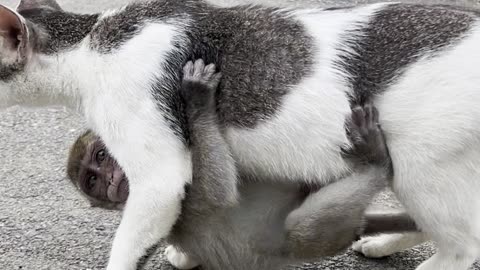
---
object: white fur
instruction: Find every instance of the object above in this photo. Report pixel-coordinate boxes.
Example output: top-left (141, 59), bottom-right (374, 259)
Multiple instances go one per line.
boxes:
top-left (369, 21), bottom-right (480, 269)
top-left (3, 2), bottom-right (480, 269)
top-left (1, 22), bottom-right (193, 270)
top-left (352, 233), bottom-right (429, 258)
top-left (83, 24), bottom-right (193, 270)
top-left (226, 4), bottom-right (389, 183)
top-left (229, 5), bottom-right (480, 269)
top-left (164, 245), bottom-right (200, 269)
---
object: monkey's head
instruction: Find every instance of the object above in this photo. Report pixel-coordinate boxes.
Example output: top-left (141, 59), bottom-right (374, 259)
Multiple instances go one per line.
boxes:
top-left (67, 130), bottom-right (129, 210)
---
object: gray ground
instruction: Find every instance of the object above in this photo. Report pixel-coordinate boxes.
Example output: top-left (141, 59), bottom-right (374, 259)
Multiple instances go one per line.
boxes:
top-left (1, 0), bottom-right (480, 269)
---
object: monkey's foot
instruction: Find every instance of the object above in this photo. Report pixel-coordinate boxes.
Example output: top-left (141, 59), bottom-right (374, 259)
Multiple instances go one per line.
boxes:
top-left (164, 245), bottom-right (200, 269)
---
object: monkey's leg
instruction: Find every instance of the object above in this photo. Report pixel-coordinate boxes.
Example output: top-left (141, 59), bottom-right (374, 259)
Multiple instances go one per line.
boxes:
top-left (284, 167), bottom-right (387, 259)
top-left (284, 104), bottom-right (394, 259)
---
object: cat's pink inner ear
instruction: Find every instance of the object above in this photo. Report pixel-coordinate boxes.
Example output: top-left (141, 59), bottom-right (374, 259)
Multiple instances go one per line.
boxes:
top-left (0, 6), bottom-right (25, 51)
top-left (17, 0), bottom-right (62, 13)
top-left (0, 5), bottom-right (29, 64)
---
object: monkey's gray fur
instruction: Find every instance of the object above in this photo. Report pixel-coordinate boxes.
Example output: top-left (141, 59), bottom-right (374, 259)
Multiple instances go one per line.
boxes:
top-left (164, 60), bottom-right (410, 270)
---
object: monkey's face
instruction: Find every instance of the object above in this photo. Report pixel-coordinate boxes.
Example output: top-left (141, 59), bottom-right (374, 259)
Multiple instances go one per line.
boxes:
top-left (78, 136), bottom-right (129, 210)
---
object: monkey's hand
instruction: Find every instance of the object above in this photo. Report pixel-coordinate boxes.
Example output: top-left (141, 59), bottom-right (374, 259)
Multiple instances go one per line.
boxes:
top-left (181, 59), bottom-right (222, 115)
top-left (341, 104), bottom-right (393, 177)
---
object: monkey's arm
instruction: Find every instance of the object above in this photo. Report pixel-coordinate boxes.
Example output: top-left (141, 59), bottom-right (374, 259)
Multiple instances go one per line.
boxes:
top-left (283, 105), bottom-right (401, 259)
top-left (180, 59), bottom-right (238, 211)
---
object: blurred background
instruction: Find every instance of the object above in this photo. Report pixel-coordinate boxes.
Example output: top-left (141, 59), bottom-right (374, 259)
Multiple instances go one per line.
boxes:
top-left (1, 0), bottom-right (479, 269)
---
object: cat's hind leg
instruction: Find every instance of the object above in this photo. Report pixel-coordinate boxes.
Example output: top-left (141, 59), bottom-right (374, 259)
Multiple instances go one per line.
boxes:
top-left (353, 232), bottom-right (428, 258)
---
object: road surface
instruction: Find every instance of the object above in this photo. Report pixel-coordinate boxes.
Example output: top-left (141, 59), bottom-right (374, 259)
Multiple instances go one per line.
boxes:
top-left (1, 0), bottom-right (479, 269)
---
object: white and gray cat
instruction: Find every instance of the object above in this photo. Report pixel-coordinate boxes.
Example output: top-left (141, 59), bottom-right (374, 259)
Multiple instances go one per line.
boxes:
top-left (67, 59), bottom-right (412, 269)
top-left (1, 0), bottom-right (480, 270)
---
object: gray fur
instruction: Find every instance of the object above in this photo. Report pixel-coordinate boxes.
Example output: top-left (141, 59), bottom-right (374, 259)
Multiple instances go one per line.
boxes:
top-left (19, 8), bottom-right (98, 54)
top-left (5, 1), bottom-right (480, 133)
top-left (79, 0), bottom-right (313, 138)
top-left (180, 60), bottom-right (239, 210)
top-left (0, 61), bottom-right (24, 81)
top-left (183, 5), bottom-right (314, 128)
top-left (361, 210), bottom-right (419, 235)
top-left (283, 104), bottom-right (393, 260)
top-left (17, 0), bottom-right (62, 12)
top-left (284, 167), bottom-right (388, 259)
top-left (339, 4), bottom-right (476, 105)
top-left (90, 0), bottom-right (198, 53)
top-left (169, 69), bottom-right (408, 269)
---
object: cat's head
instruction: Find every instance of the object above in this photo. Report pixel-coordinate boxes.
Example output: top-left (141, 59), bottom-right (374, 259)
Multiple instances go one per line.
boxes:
top-left (0, 0), bottom-right (63, 81)
top-left (0, 0), bottom-right (97, 108)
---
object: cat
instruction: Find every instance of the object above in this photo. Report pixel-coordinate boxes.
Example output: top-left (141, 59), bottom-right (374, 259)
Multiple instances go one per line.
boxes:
top-left (1, 0), bottom-right (480, 269)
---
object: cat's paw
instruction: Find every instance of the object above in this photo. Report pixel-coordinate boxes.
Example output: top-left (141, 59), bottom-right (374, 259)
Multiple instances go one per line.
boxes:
top-left (164, 245), bottom-right (199, 269)
top-left (352, 235), bottom-right (399, 258)
top-left (183, 59), bottom-right (222, 90)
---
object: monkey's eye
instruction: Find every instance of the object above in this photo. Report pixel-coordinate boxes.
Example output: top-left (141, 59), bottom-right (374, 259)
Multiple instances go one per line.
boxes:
top-left (86, 175), bottom-right (97, 191)
top-left (96, 150), bottom-right (106, 163)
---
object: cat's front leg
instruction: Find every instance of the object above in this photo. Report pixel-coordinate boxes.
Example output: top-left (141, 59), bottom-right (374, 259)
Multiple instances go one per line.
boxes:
top-left (105, 152), bottom-right (192, 270)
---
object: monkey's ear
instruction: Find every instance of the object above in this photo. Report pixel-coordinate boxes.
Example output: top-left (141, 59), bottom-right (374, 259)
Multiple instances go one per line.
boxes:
top-left (17, 0), bottom-right (62, 12)
top-left (0, 4), bottom-right (29, 64)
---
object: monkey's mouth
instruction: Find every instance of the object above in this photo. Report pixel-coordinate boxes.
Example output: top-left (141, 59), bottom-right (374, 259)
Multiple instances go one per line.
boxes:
top-left (117, 178), bottom-right (129, 202)
top-left (107, 171), bottom-right (129, 203)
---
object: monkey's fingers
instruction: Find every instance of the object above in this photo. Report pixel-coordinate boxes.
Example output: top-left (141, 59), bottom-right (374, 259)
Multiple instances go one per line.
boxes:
top-left (351, 106), bottom-right (370, 138)
top-left (193, 59), bottom-right (206, 78)
top-left (183, 61), bottom-right (195, 78)
top-left (364, 104), bottom-right (380, 131)
top-left (204, 63), bottom-right (217, 78)
top-left (206, 72), bottom-right (222, 90)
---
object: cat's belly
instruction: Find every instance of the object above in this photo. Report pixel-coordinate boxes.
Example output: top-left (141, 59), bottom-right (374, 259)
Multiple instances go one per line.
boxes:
top-left (225, 78), bottom-right (352, 184)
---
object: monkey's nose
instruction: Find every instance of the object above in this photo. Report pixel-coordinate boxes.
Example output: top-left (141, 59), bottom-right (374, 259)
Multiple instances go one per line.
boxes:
top-left (108, 172), bottom-right (116, 185)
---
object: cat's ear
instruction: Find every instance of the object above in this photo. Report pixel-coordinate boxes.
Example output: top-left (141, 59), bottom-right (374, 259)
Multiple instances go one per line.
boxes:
top-left (0, 4), bottom-right (30, 64)
top-left (16, 0), bottom-right (62, 13)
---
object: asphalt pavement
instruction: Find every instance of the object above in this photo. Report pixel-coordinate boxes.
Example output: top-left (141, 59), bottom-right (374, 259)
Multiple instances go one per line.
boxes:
top-left (1, 0), bottom-right (480, 269)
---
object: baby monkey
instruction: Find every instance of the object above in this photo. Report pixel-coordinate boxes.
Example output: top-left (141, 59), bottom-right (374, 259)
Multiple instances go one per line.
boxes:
top-left (67, 60), bottom-right (417, 270)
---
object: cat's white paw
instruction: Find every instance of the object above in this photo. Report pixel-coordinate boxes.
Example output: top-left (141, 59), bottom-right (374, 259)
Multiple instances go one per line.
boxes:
top-left (164, 245), bottom-right (199, 269)
top-left (352, 235), bottom-right (397, 258)
top-left (353, 233), bottom-right (427, 258)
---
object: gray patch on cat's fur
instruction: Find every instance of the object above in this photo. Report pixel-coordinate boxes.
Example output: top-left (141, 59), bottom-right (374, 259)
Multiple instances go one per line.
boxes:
top-left (88, 0), bottom-right (314, 131)
top-left (0, 62), bottom-right (24, 81)
top-left (187, 6), bottom-right (314, 128)
top-left (90, 0), bottom-right (195, 53)
top-left (19, 8), bottom-right (98, 54)
top-left (338, 4), bottom-right (476, 105)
